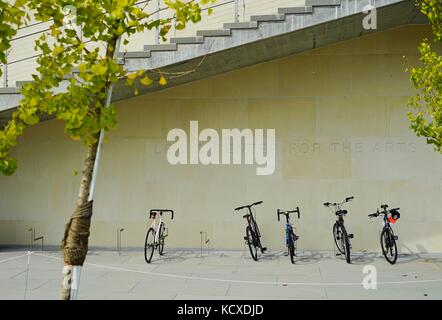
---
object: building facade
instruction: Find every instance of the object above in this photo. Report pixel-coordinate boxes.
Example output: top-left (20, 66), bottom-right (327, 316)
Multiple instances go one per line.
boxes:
top-left (0, 1), bottom-right (441, 253)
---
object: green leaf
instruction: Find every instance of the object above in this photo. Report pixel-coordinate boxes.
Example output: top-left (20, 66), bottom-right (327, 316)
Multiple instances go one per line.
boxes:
top-left (140, 76), bottom-right (153, 86)
top-left (0, 158), bottom-right (18, 176)
top-left (159, 75), bottom-right (167, 86)
top-left (91, 64), bottom-right (107, 75)
top-left (29, 97), bottom-right (38, 108)
top-left (111, 8), bottom-right (124, 19)
top-left (127, 72), bottom-right (137, 80)
top-left (53, 45), bottom-right (64, 55)
top-left (78, 63), bottom-right (88, 73)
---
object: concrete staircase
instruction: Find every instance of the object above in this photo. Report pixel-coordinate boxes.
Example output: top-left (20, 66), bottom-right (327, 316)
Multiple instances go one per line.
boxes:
top-left (0, 0), bottom-right (426, 116)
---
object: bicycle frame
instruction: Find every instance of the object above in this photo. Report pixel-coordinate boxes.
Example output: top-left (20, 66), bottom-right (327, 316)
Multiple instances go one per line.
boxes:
top-left (368, 206), bottom-right (400, 264)
top-left (371, 209), bottom-right (398, 239)
top-left (324, 197), bottom-right (354, 260)
top-left (325, 197), bottom-right (353, 224)
top-left (148, 209), bottom-right (173, 244)
top-left (325, 200), bottom-right (345, 216)
top-left (245, 207), bottom-right (261, 239)
top-left (235, 201), bottom-right (266, 256)
top-left (285, 222), bottom-right (293, 244)
top-left (148, 215), bottom-right (163, 244)
top-left (277, 209), bottom-right (300, 243)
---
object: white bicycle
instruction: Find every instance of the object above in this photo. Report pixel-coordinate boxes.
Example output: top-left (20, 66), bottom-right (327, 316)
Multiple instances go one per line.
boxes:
top-left (144, 209), bottom-right (174, 263)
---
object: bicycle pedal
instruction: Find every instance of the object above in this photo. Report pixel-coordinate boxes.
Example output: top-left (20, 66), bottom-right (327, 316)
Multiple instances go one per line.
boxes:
top-left (348, 234), bottom-right (354, 239)
top-left (243, 236), bottom-right (248, 241)
top-left (335, 253), bottom-right (341, 256)
top-left (261, 247), bottom-right (267, 253)
top-left (394, 236), bottom-right (398, 240)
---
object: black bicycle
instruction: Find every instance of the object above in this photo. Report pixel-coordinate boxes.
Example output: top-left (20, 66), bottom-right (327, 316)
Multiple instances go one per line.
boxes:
top-left (324, 196), bottom-right (354, 263)
top-left (368, 205), bottom-right (400, 264)
top-left (277, 208), bottom-right (300, 264)
top-left (144, 209), bottom-right (174, 263)
top-left (235, 201), bottom-right (267, 261)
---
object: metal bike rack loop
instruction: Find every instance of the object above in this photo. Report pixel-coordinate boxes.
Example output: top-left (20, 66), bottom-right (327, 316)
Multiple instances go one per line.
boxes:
top-left (28, 228), bottom-right (44, 251)
top-left (199, 231), bottom-right (210, 257)
top-left (117, 227), bottom-right (125, 256)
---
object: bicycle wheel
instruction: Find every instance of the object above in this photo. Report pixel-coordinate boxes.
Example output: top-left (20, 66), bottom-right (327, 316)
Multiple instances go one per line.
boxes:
top-left (340, 226), bottom-right (351, 264)
top-left (158, 223), bottom-right (165, 256)
top-left (144, 228), bottom-right (155, 263)
top-left (252, 221), bottom-right (265, 253)
top-left (246, 226), bottom-right (258, 261)
top-left (292, 232), bottom-right (298, 257)
top-left (288, 235), bottom-right (296, 264)
top-left (333, 222), bottom-right (345, 254)
top-left (381, 228), bottom-right (398, 264)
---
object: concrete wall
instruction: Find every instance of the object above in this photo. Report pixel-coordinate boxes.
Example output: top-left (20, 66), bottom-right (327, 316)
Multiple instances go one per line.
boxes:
top-left (1, 25), bottom-right (441, 254)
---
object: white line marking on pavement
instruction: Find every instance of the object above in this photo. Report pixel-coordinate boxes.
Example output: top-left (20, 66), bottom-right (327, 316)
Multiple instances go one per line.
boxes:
top-left (0, 253), bottom-right (29, 264)
top-left (31, 252), bottom-right (442, 287)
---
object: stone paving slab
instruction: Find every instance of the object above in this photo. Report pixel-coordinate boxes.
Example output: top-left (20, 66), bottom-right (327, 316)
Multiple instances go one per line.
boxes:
top-left (1, 249), bottom-right (441, 300)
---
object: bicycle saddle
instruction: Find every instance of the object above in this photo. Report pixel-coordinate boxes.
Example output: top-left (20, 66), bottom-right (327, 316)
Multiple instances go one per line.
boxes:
top-left (242, 214), bottom-right (250, 218)
top-left (336, 209), bottom-right (347, 215)
top-left (381, 204), bottom-right (388, 209)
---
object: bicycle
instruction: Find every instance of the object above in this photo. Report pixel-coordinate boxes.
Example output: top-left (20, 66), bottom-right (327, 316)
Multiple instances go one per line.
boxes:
top-left (234, 201), bottom-right (267, 261)
top-left (323, 196), bottom-right (355, 264)
top-left (277, 208), bottom-right (300, 264)
top-left (144, 209), bottom-right (174, 263)
top-left (368, 204), bottom-right (400, 264)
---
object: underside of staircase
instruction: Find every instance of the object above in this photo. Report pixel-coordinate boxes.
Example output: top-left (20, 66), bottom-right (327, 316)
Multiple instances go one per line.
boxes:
top-left (0, 0), bottom-right (427, 124)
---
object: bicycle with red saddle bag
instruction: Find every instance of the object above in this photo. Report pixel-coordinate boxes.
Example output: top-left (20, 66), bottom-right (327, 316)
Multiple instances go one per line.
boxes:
top-left (368, 204), bottom-right (400, 264)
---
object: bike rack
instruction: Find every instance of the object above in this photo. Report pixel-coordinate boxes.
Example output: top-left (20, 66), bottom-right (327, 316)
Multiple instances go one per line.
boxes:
top-left (116, 227), bottom-right (125, 256)
top-left (28, 228), bottom-right (44, 251)
top-left (199, 231), bottom-right (210, 257)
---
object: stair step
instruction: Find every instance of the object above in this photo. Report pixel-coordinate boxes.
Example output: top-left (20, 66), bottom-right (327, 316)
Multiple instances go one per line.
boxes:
top-left (0, 87), bottom-right (20, 94)
top-left (305, 0), bottom-right (341, 6)
top-left (223, 21), bottom-right (258, 29)
top-left (170, 36), bottom-right (204, 44)
top-left (278, 6), bottom-right (313, 14)
top-left (16, 80), bottom-right (33, 88)
top-left (196, 29), bottom-right (231, 37)
top-left (251, 14), bottom-right (285, 22)
top-left (118, 51), bottom-right (151, 58)
top-left (144, 43), bottom-right (177, 52)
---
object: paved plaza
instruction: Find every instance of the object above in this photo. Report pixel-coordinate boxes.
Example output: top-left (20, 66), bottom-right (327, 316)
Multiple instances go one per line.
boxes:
top-left (0, 248), bottom-right (441, 300)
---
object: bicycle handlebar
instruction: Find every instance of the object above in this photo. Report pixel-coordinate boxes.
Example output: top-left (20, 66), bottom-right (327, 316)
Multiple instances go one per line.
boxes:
top-left (368, 207), bottom-right (400, 218)
top-left (323, 196), bottom-right (354, 208)
top-left (149, 209), bottom-right (174, 220)
top-left (277, 207), bottom-right (300, 221)
top-left (234, 201), bottom-right (263, 211)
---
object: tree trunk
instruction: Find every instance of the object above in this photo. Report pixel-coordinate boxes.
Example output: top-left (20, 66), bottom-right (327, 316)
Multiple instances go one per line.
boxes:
top-left (59, 37), bottom-right (117, 300)
top-left (60, 138), bottom-right (99, 300)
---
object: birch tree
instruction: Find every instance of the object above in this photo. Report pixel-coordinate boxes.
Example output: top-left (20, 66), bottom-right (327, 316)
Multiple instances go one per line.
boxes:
top-left (0, 0), bottom-right (213, 299)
